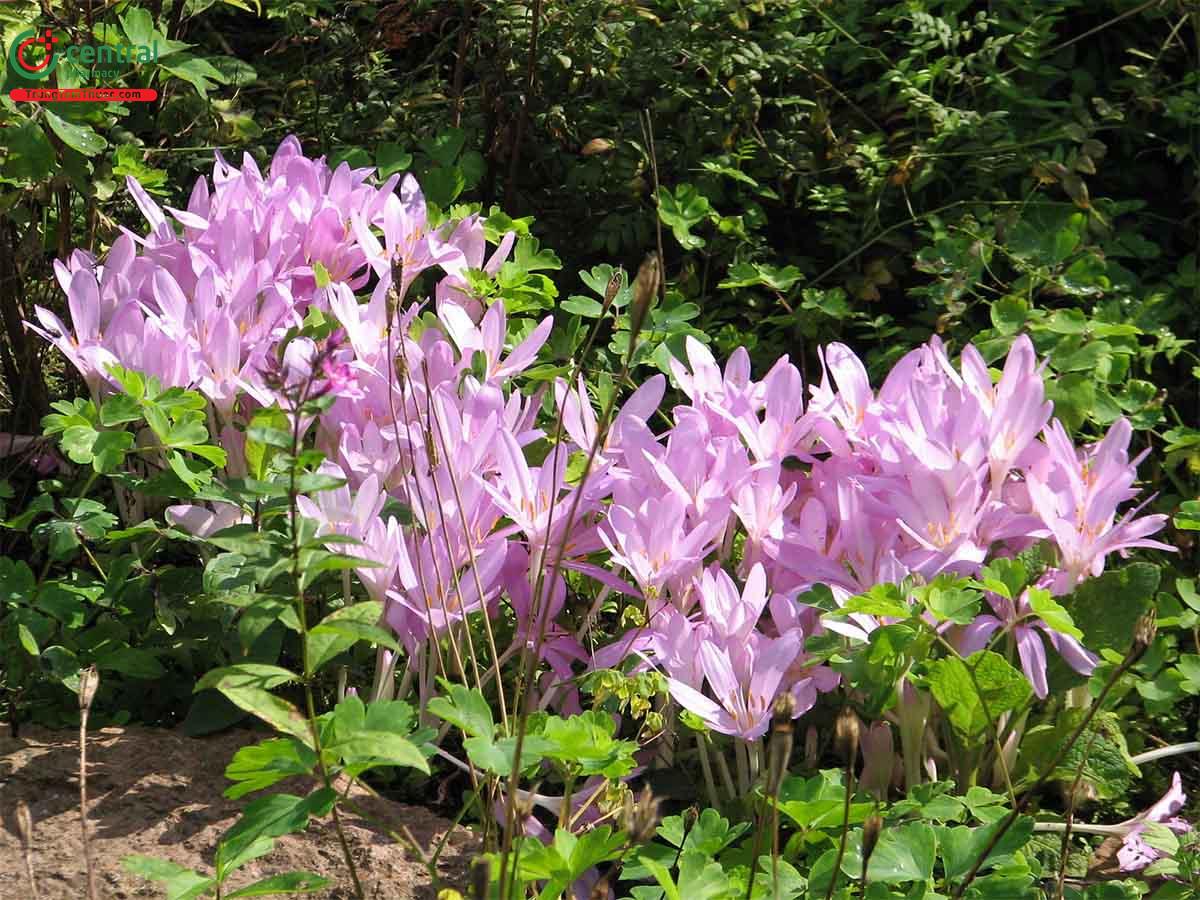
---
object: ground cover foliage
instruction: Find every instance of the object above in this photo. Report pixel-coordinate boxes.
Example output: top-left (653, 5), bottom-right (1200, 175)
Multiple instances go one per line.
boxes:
top-left (1, 1), bottom-right (1200, 898)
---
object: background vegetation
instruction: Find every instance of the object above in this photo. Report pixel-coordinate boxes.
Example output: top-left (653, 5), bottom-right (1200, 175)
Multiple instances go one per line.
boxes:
top-left (2, 1), bottom-right (1200, 897)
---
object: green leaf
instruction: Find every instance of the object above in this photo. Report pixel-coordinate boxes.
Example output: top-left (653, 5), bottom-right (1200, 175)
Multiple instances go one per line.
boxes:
top-left (91, 430), bottom-right (135, 473)
top-left (920, 583), bottom-right (982, 625)
top-left (1, 120), bottom-right (56, 182)
top-left (376, 142), bottom-right (413, 178)
top-left (120, 8), bottom-right (156, 45)
top-left (225, 872), bottom-right (332, 897)
top-left (1017, 709), bottom-right (1138, 799)
top-left (675, 850), bottom-right (732, 900)
top-left (1061, 564), bottom-right (1159, 653)
top-left (838, 583), bottom-right (912, 619)
top-left (306, 601), bottom-right (397, 672)
top-left (122, 856), bottom-right (216, 900)
top-left (938, 816), bottom-right (1035, 880)
top-left (96, 645), bottom-right (165, 678)
top-left (561, 295), bottom-right (605, 318)
top-left (100, 393), bottom-right (145, 426)
top-left (218, 790), bottom-right (335, 879)
top-left (196, 664), bottom-right (299, 693)
top-left (858, 822), bottom-right (937, 884)
top-left (159, 55), bottom-right (230, 97)
top-left (427, 681), bottom-right (495, 738)
top-left (330, 731), bottom-right (430, 774)
top-left (990, 297), bottom-right (1028, 335)
top-left (17, 622), bottom-right (39, 656)
top-left (658, 184), bottom-right (713, 250)
top-left (213, 685), bottom-right (311, 744)
top-left (1025, 588), bottom-right (1083, 639)
top-left (1175, 500), bottom-right (1200, 531)
top-left (925, 651), bottom-right (1032, 739)
top-left (422, 128), bottom-right (466, 166)
top-left (540, 710), bottom-right (639, 776)
top-left (224, 737), bottom-right (318, 799)
top-left (44, 111), bottom-right (108, 157)
top-left (463, 734), bottom-right (554, 775)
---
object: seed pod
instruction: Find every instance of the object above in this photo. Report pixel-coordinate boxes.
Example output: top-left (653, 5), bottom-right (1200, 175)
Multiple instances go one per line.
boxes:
top-left (1132, 611), bottom-right (1158, 658)
top-left (78, 666), bottom-right (99, 712)
top-left (601, 269), bottom-right (623, 317)
top-left (628, 252), bottom-right (660, 351)
top-left (620, 785), bottom-right (661, 845)
top-left (834, 707), bottom-right (861, 764)
top-left (861, 812), bottom-right (883, 878)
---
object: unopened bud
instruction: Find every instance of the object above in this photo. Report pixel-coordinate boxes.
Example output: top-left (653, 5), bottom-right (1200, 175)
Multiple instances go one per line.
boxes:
top-left (469, 857), bottom-right (490, 900)
top-left (438, 891), bottom-right (464, 900)
top-left (590, 878), bottom-right (612, 900)
top-left (619, 785), bottom-right (661, 844)
top-left (15, 800), bottom-right (32, 846)
top-left (601, 270), bottom-right (622, 316)
top-left (1132, 611), bottom-right (1158, 658)
top-left (78, 666), bottom-right (99, 712)
top-left (628, 252), bottom-right (660, 350)
top-left (834, 707), bottom-right (861, 764)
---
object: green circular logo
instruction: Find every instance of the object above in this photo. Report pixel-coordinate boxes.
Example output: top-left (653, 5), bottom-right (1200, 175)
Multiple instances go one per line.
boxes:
top-left (8, 27), bottom-right (60, 81)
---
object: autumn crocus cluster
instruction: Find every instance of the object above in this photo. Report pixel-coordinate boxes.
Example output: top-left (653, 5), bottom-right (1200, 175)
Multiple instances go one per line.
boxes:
top-left (31, 138), bottom-right (1171, 760)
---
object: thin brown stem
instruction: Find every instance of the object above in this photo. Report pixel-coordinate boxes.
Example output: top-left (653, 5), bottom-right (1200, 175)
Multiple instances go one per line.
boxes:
top-left (823, 759), bottom-right (856, 900)
top-left (951, 620), bottom-right (1153, 898)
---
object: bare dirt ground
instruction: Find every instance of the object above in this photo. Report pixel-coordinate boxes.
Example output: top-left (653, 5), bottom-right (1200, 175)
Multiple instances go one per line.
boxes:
top-left (0, 725), bottom-right (478, 899)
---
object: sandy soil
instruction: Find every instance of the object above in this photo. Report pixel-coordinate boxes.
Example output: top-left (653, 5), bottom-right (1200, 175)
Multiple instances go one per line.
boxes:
top-left (0, 725), bottom-right (478, 899)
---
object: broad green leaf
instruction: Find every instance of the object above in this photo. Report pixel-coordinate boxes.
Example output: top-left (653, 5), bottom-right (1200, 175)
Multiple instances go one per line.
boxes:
top-left (1061, 564), bottom-right (1159, 653)
top-left (196, 664), bottom-right (299, 693)
top-left (658, 184), bottom-right (712, 250)
top-left (330, 731), bottom-right (430, 774)
top-left (96, 645), bottom-right (164, 678)
top-left (225, 872), bottom-right (332, 897)
top-left (938, 816), bottom-right (1035, 880)
top-left (1, 120), bottom-right (56, 181)
top-left (1017, 709), bottom-right (1138, 799)
top-left (856, 822), bottom-right (937, 884)
top-left (376, 142), bottom-right (413, 177)
top-left (159, 55), bottom-right (230, 97)
top-left (427, 681), bottom-right (495, 738)
top-left (224, 738), bottom-right (318, 799)
top-left (217, 790), bottom-right (335, 878)
top-left (306, 601), bottom-right (396, 672)
top-left (925, 651), bottom-right (1032, 739)
top-left (44, 111), bottom-right (108, 157)
top-left (213, 685), bottom-right (311, 744)
top-left (1025, 588), bottom-right (1083, 639)
top-left (122, 856), bottom-right (215, 900)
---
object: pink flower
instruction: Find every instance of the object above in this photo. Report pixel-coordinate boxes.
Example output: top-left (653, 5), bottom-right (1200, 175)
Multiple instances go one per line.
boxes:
top-left (956, 585), bottom-right (1096, 699)
top-left (666, 633), bottom-right (800, 741)
top-left (1119, 772), bottom-right (1192, 871)
top-left (1027, 418), bottom-right (1172, 591)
